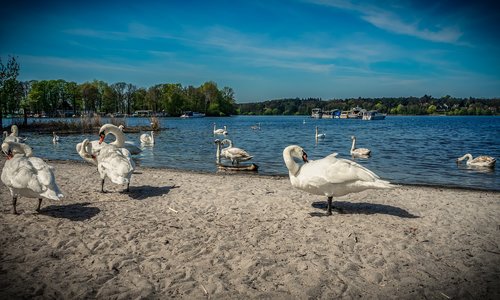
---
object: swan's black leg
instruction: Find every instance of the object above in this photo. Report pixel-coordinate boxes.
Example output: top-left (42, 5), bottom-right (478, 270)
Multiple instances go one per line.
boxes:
top-left (12, 196), bottom-right (18, 215)
top-left (101, 179), bottom-right (106, 193)
top-left (327, 197), bottom-right (333, 215)
top-left (36, 198), bottom-right (42, 212)
top-left (126, 182), bottom-right (130, 192)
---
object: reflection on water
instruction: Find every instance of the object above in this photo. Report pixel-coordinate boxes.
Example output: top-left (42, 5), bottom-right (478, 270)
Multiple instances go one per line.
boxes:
top-left (2, 115), bottom-right (499, 191)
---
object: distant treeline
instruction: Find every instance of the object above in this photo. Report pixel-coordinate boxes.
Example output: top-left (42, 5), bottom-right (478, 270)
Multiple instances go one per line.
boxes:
top-left (237, 96), bottom-right (499, 116)
top-left (1, 56), bottom-right (237, 131)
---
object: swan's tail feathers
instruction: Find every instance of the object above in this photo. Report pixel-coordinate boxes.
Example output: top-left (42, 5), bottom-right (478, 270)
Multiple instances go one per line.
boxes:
top-left (359, 179), bottom-right (396, 190)
top-left (108, 175), bottom-right (130, 185)
top-left (41, 189), bottom-right (63, 201)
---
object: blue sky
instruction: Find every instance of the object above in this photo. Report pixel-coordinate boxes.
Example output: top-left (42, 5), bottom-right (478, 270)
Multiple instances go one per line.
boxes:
top-left (2, 0), bottom-right (499, 102)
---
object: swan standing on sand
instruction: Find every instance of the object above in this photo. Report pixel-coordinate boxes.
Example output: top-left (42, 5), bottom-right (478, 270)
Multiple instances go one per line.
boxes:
top-left (350, 136), bottom-right (371, 157)
top-left (140, 131), bottom-right (155, 145)
top-left (117, 125), bottom-right (142, 154)
top-left (52, 132), bottom-right (60, 143)
top-left (213, 123), bottom-right (228, 135)
top-left (1, 141), bottom-right (63, 214)
top-left (315, 126), bottom-right (325, 139)
top-left (456, 154), bottom-right (496, 168)
top-left (283, 145), bottom-right (394, 215)
top-left (96, 124), bottom-right (136, 192)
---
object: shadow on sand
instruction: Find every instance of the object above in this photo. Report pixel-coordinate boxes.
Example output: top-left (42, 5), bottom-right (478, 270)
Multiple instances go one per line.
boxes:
top-left (310, 201), bottom-right (419, 218)
top-left (127, 185), bottom-right (179, 200)
top-left (40, 202), bottom-right (100, 221)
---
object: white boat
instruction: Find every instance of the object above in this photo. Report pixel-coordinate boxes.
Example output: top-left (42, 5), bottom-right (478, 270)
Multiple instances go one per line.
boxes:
top-left (180, 111), bottom-right (205, 118)
top-left (362, 110), bottom-right (386, 120)
top-left (311, 108), bottom-right (323, 119)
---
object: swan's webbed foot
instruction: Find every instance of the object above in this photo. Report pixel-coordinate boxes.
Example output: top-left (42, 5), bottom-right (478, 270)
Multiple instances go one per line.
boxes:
top-left (12, 196), bottom-right (18, 215)
top-left (36, 198), bottom-right (42, 212)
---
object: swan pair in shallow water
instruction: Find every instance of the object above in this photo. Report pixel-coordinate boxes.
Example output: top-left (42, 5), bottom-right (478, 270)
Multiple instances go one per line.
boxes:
top-left (213, 123), bottom-right (228, 135)
top-left (1, 141), bottom-right (63, 214)
top-left (214, 139), bottom-right (253, 165)
top-left (283, 145), bottom-right (393, 215)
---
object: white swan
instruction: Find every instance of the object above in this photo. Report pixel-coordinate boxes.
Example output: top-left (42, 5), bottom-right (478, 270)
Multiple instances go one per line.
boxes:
top-left (76, 138), bottom-right (98, 165)
top-left (117, 125), bottom-right (142, 154)
top-left (76, 139), bottom-right (106, 165)
top-left (350, 136), bottom-right (371, 157)
top-left (96, 124), bottom-right (136, 192)
top-left (1, 141), bottom-right (63, 214)
top-left (52, 132), bottom-right (60, 143)
top-left (315, 126), bottom-right (325, 139)
top-left (9, 125), bottom-right (28, 142)
top-left (456, 153), bottom-right (496, 168)
top-left (283, 145), bottom-right (394, 215)
top-left (213, 123), bottom-right (228, 135)
top-left (250, 123), bottom-right (261, 130)
top-left (140, 131), bottom-right (155, 145)
top-left (219, 139), bottom-right (253, 165)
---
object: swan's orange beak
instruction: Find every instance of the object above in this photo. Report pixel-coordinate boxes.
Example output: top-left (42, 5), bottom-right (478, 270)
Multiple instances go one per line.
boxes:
top-left (5, 150), bottom-right (13, 160)
top-left (98, 133), bottom-right (105, 144)
top-left (302, 151), bottom-right (308, 163)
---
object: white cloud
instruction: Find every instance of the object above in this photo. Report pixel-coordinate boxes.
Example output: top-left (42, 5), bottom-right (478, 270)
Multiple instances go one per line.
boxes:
top-left (305, 0), bottom-right (463, 44)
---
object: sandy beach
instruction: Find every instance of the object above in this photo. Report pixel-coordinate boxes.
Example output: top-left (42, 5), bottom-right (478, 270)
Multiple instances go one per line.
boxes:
top-left (0, 159), bottom-right (499, 299)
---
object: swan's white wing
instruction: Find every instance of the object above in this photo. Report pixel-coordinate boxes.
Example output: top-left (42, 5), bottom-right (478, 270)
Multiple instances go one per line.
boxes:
top-left (97, 145), bottom-right (135, 184)
top-left (301, 155), bottom-right (380, 185)
top-left (225, 147), bottom-right (252, 158)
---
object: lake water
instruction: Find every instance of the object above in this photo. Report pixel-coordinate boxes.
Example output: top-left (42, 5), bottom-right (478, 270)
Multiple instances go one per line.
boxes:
top-left (3, 115), bottom-right (499, 191)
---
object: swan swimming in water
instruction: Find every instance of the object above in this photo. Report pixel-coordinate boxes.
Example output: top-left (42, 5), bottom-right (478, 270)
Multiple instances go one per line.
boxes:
top-left (214, 139), bottom-right (253, 165)
top-left (350, 136), bottom-right (371, 157)
top-left (52, 132), bottom-right (60, 144)
top-left (96, 124), bottom-right (136, 192)
top-left (221, 139), bottom-right (253, 165)
top-left (1, 141), bottom-right (63, 214)
top-left (456, 153), bottom-right (496, 168)
top-left (213, 123), bottom-right (228, 135)
top-left (140, 131), bottom-right (155, 145)
top-left (315, 126), bottom-right (325, 139)
top-left (283, 145), bottom-right (394, 215)
top-left (250, 123), bottom-right (261, 130)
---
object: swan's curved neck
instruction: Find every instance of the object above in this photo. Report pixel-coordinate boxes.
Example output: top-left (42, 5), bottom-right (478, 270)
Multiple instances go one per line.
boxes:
top-left (150, 131), bottom-right (155, 143)
top-left (11, 125), bottom-right (19, 136)
top-left (351, 138), bottom-right (356, 151)
top-left (107, 126), bottom-right (125, 147)
top-left (215, 141), bottom-right (221, 162)
top-left (283, 147), bottom-right (300, 176)
top-left (458, 153), bottom-right (473, 161)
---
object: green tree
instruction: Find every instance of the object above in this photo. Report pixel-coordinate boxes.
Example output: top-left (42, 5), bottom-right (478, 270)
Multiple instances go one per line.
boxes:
top-left (427, 104), bottom-right (437, 114)
top-left (0, 56), bottom-right (20, 131)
